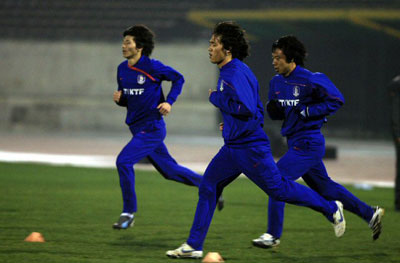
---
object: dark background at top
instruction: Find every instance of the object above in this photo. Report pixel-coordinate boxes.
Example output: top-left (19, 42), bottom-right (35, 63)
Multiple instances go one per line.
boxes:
top-left (1, 0), bottom-right (399, 139)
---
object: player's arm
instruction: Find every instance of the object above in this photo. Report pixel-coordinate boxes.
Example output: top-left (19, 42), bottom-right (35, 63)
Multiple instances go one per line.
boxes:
top-left (209, 78), bottom-right (254, 117)
top-left (209, 89), bottom-right (253, 117)
top-left (114, 68), bottom-right (128, 107)
top-left (298, 73), bottom-right (344, 119)
top-left (266, 79), bottom-right (284, 120)
top-left (153, 60), bottom-right (184, 115)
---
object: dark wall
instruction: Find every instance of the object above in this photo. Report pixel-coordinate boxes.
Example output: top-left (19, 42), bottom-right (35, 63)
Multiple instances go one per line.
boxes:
top-left (2, 1), bottom-right (400, 139)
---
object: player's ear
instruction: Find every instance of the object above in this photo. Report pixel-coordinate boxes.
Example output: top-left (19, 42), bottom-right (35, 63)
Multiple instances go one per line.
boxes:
top-left (134, 41), bottom-right (144, 53)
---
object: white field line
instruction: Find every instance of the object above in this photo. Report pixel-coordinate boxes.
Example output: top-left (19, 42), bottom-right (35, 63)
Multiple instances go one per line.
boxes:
top-left (0, 150), bottom-right (394, 188)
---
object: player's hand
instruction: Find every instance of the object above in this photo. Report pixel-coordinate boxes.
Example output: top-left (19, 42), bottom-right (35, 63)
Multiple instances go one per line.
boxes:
top-left (219, 122), bottom-right (224, 131)
top-left (113, 91), bottom-right (122, 103)
top-left (157, 102), bottom-right (172, 116)
top-left (266, 100), bottom-right (284, 120)
top-left (209, 89), bottom-right (216, 97)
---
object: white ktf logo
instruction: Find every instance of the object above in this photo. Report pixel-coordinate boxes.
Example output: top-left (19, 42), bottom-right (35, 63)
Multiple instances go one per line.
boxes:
top-left (278, 99), bottom-right (299, 106)
top-left (123, 88), bottom-right (144, 95)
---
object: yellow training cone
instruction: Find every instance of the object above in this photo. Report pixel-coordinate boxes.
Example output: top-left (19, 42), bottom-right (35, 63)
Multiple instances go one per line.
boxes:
top-left (202, 252), bottom-right (224, 263)
top-left (24, 232), bottom-right (45, 243)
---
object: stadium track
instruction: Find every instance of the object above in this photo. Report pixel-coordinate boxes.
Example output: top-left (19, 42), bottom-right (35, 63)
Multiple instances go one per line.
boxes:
top-left (0, 131), bottom-right (395, 188)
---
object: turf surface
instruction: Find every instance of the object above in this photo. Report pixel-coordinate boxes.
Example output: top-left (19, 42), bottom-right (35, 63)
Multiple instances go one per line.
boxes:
top-left (0, 162), bottom-right (399, 263)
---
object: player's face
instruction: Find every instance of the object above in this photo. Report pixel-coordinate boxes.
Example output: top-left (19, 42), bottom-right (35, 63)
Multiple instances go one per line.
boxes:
top-left (272, 48), bottom-right (293, 76)
top-left (208, 35), bottom-right (229, 67)
top-left (122, 35), bottom-right (141, 59)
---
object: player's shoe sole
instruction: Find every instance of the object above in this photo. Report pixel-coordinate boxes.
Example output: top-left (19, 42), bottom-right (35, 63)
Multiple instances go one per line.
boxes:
top-left (332, 201), bottom-right (346, 237)
top-left (112, 215), bottom-right (134, 230)
top-left (369, 206), bottom-right (384, 240)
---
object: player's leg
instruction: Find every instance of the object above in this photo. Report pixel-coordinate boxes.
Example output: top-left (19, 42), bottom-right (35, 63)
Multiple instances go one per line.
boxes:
top-left (167, 146), bottom-right (241, 258)
top-left (254, 147), bottom-right (316, 247)
top-left (186, 146), bottom-right (240, 250)
top-left (262, 136), bottom-right (327, 241)
top-left (303, 161), bottom-right (383, 239)
top-left (114, 124), bottom-right (165, 229)
top-left (239, 145), bottom-right (344, 237)
top-left (304, 161), bottom-right (373, 221)
top-left (147, 142), bottom-right (202, 187)
top-left (147, 142), bottom-right (225, 210)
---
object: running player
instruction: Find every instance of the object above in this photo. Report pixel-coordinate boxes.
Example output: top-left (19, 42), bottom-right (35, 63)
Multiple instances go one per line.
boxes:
top-left (252, 35), bottom-right (384, 249)
top-left (112, 25), bottom-right (223, 230)
top-left (166, 22), bottom-right (345, 259)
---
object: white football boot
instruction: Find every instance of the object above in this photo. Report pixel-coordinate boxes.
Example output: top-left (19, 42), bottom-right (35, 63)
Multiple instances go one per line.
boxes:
top-left (166, 243), bottom-right (203, 259)
top-left (252, 233), bottom-right (280, 248)
top-left (332, 201), bottom-right (346, 237)
top-left (369, 206), bottom-right (384, 240)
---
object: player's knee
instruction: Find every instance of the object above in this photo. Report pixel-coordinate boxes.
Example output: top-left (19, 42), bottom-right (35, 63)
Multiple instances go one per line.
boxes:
top-left (116, 154), bottom-right (132, 168)
top-left (267, 188), bottom-right (287, 201)
top-left (198, 183), bottom-right (216, 200)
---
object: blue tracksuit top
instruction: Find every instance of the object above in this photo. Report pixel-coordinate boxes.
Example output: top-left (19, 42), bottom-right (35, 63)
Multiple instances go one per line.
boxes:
top-left (116, 55), bottom-right (184, 126)
top-left (268, 66), bottom-right (344, 137)
top-left (209, 58), bottom-right (269, 147)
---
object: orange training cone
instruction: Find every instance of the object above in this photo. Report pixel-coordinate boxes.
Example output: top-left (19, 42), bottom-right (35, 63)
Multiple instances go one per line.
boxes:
top-left (24, 232), bottom-right (45, 242)
top-left (202, 252), bottom-right (224, 263)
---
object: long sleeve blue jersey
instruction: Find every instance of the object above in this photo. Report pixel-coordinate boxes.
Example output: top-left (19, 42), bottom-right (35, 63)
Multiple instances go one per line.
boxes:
top-left (268, 66), bottom-right (344, 137)
top-left (209, 58), bottom-right (268, 147)
top-left (116, 56), bottom-right (184, 126)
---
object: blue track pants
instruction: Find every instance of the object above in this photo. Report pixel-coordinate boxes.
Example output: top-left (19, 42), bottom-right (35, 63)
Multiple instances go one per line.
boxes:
top-left (186, 144), bottom-right (338, 250)
top-left (267, 131), bottom-right (374, 238)
top-left (116, 120), bottom-right (202, 213)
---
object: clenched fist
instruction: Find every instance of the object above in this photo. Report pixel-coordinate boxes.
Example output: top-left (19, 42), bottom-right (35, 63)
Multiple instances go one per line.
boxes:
top-left (157, 102), bottom-right (172, 116)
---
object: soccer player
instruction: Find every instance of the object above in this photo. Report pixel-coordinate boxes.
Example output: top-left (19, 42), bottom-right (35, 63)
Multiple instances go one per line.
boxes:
top-left (112, 24), bottom-right (224, 230)
top-left (166, 21), bottom-right (346, 259)
top-left (252, 35), bottom-right (384, 249)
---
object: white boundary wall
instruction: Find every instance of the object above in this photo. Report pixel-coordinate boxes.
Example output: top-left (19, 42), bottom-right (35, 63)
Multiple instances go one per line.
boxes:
top-left (0, 40), bottom-right (219, 135)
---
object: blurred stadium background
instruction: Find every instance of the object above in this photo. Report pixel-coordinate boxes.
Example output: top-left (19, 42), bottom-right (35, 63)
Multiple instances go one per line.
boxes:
top-left (1, 2), bottom-right (400, 262)
top-left (0, 0), bottom-right (399, 185)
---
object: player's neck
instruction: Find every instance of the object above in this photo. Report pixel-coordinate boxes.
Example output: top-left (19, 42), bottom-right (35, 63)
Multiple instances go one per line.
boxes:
top-left (218, 56), bottom-right (232, 69)
top-left (284, 63), bottom-right (297, 77)
top-left (128, 53), bottom-right (142, 66)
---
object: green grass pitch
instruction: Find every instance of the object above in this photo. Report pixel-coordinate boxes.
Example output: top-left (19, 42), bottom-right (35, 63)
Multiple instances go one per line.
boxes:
top-left (0, 162), bottom-right (399, 263)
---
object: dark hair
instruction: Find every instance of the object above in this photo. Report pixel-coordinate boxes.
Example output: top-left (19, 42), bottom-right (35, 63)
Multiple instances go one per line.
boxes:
top-left (213, 21), bottom-right (250, 61)
top-left (123, 25), bottom-right (155, 56)
top-left (272, 35), bottom-right (307, 66)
